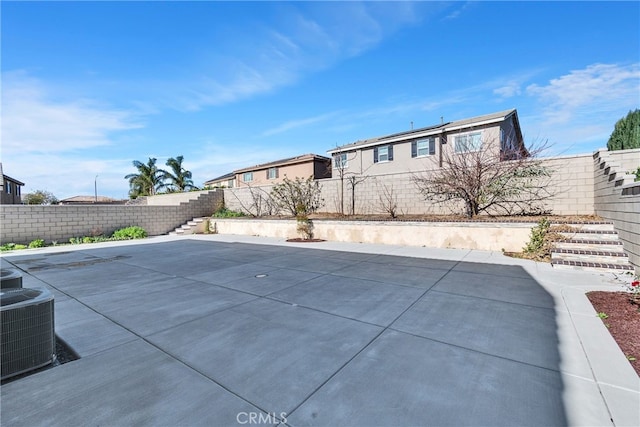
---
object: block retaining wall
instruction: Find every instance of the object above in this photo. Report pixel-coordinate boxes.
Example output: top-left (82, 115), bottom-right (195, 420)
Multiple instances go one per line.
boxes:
top-left (223, 154), bottom-right (595, 216)
top-left (0, 190), bottom-right (223, 244)
top-left (593, 149), bottom-right (640, 269)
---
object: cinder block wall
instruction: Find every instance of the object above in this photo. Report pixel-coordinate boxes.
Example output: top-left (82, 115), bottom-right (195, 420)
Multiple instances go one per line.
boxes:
top-left (222, 154), bottom-right (595, 216)
top-left (0, 190), bottom-right (223, 244)
top-left (593, 149), bottom-right (640, 269)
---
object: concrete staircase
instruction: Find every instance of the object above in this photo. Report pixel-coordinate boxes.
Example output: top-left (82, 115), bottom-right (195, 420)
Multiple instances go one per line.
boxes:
top-left (168, 217), bottom-right (208, 236)
top-left (551, 222), bottom-right (635, 273)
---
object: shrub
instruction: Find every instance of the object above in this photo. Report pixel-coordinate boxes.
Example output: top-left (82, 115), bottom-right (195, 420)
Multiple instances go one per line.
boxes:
top-left (523, 217), bottom-right (550, 254)
top-left (28, 239), bottom-right (45, 248)
top-left (1, 243), bottom-right (27, 251)
top-left (112, 226), bottom-right (147, 240)
top-left (270, 176), bottom-right (324, 216)
top-left (212, 206), bottom-right (245, 218)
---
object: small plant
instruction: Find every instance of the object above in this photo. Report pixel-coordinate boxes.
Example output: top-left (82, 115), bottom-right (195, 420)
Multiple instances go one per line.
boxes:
top-left (295, 203), bottom-right (314, 240)
top-left (523, 217), bottom-right (550, 254)
top-left (28, 239), bottom-right (45, 248)
top-left (627, 355), bottom-right (637, 361)
top-left (0, 243), bottom-right (27, 251)
top-left (633, 166), bottom-right (640, 182)
top-left (596, 312), bottom-right (609, 319)
top-left (624, 276), bottom-right (640, 304)
top-left (111, 226), bottom-right (147, 240)
top-left (212, 206), bottom-right (245, 218)
top-left (69, 237), bottom-right (83, 245)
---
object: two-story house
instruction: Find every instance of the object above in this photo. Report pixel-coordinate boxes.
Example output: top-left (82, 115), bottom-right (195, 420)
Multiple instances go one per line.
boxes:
top-left (327, 109), bottom-right (525, 176)
top-left (205, 153), bottom-right (332, 188)
top-left (0, 163), bottom-right (25, 205)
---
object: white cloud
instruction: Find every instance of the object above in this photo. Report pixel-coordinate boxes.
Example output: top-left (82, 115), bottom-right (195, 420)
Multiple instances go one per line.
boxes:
top-left (526, 63), bottom-right (640, 124)
top-left (493, 82), bottom-right (522, 98)
top-left (165, 2), bottom-right (425, 112)
top-left (522, 63), bottom-right (640, 152)
top-left (1, 71), bottom-right (142, 155)
top-left (262, 111), bottom-right (340, 136)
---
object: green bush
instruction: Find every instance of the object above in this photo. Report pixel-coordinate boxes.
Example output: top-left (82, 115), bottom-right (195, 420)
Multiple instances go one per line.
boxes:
top-left (523, 217), bottom-right (550, 254)
top-left (111, 226), bottom-right (147, 240)
top-left (1, 243), bottom-right (27, 251)
top-left (212, 207), bottom-right (245, 218)
top-left (28, 239), bottom-right (45, 248)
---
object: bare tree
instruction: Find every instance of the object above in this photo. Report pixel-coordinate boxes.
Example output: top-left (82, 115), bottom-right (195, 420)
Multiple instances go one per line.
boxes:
top-left (331, 146), bottom-right (371, 215)
top-left (377, 182), bottom-right (399, 218)
top-left (412, 137), bottom-right (554, 218)
top-left (346, 174), bottom-right (370, 215)
top-left (227, 184), bottom-right (275, 217)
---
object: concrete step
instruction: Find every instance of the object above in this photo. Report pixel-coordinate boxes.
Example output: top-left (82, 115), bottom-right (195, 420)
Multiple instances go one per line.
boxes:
top-left (551, 260), bottom-right (635, 273)
top-left (169, 217), bottom-right (208, 236)
top-left (558, 230), bottom-right (619, 241)
top-left (554, 239), bottom-right (624, 252)
top-left (551, 222), bottom-right (614, 232)
top-left (551, 248), bottom-right (630, 265)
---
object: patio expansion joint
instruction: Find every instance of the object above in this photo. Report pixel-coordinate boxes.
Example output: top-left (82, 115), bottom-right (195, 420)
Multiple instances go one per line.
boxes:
top-left (285, 257), bottom-right (465, 418)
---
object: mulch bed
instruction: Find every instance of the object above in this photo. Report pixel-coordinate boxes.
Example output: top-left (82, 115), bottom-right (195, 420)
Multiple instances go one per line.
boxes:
top-left (587, 291), bottom-right (640, 376)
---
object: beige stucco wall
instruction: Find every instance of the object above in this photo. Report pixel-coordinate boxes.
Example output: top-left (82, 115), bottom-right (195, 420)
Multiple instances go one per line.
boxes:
top-left (211, 218), bottom-right (534, 252)
top-left (237, 162), bottom-right (319, 187)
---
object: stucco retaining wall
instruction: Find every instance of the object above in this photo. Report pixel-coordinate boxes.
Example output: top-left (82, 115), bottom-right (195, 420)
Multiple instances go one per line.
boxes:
top-left (0, 190), bottom-right (223, 244)
top-left (210, 218), bottom-right (534, 252)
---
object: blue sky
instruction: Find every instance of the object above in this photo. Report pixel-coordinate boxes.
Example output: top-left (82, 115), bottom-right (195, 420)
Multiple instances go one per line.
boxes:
top-left (2, 1), bottom-right (639, 200)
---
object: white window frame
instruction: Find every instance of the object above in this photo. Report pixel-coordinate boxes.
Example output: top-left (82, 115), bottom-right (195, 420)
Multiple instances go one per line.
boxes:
top-left (268, 167), bottom-right (277, 180)
top-left (454, 131), bottom-right (482, 153)
top-left (416, 139), bottom-right (431, 157)
top-left (334, 153), bottom-right (348, 169)
top-left (377, 146), bottom-right (389, 162)
top-left (242, 172), bottom-right (253, 182)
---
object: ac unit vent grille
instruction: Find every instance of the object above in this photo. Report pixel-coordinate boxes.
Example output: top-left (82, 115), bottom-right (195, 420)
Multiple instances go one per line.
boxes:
top-left (1, 288), bottom-right (55, 380)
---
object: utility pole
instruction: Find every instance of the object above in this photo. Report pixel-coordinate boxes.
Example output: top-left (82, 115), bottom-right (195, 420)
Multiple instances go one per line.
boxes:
top-left (94, 175), bottom-right (98, 203)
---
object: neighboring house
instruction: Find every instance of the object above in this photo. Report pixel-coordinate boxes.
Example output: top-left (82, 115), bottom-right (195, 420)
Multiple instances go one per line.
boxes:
top-left (205, 153), bottom-right (332, 188)
top-left (327, 109), bottom-right (525, 176)
top-left (0, 163), bottom-right (25, 205)
top-left (203, 172), bottom-right (237, 188)
top-left (58, 196), bottom-right (125, 205)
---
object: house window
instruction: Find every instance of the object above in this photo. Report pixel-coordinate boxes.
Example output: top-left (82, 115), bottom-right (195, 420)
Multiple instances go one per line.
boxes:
top-left (334, 153), bottom-right (348, 169)
top-left (454, 132), bottom-right (482, 153)
top-left (242, 172), bottom-right (253, 182)
top-left (412, 138), bottom-right (436, 157)
top-left (373, 145), bottom-right (393, 163)
top-left (227, 179), bottom-right (235, 188)
top-left (6, 181), bottom-right (11, 194)
top-left (267, 167), bottom-right (278, 180)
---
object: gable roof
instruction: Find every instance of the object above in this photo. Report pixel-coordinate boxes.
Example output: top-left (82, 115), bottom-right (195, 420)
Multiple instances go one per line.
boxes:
top-left (233, 153), bottom-right (331, 174)
top-left (0, 162), bottom-right (25, 186)
top-left (328, 109), bottom-right (518, 154)
top-left (204, 172), bottom-right (236, 185)
top-left (59, 195), bottom-right (118, 203)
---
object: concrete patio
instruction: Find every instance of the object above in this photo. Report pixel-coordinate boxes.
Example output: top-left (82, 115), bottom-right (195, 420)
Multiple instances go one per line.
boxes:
top-left (1, 235), bottom-right (638, 426)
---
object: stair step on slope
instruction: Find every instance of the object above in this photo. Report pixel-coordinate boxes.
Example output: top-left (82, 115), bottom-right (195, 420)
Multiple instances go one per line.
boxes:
top-left (551, 260), bottom-right (634, 273)
top-left (551, 248), bottom-right (629, 264)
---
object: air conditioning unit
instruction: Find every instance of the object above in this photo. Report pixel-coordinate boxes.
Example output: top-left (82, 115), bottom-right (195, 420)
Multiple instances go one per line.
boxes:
top-left (1, 268), bottom-right (23, 289)
top-left (1, 287), bottom-right (55, 380)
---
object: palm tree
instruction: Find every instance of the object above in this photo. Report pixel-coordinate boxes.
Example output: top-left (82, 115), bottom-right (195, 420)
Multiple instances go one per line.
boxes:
top-left (163, 156), bottom-right (198, 192)
top-left (124, 157), bottom-right (166, 198)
